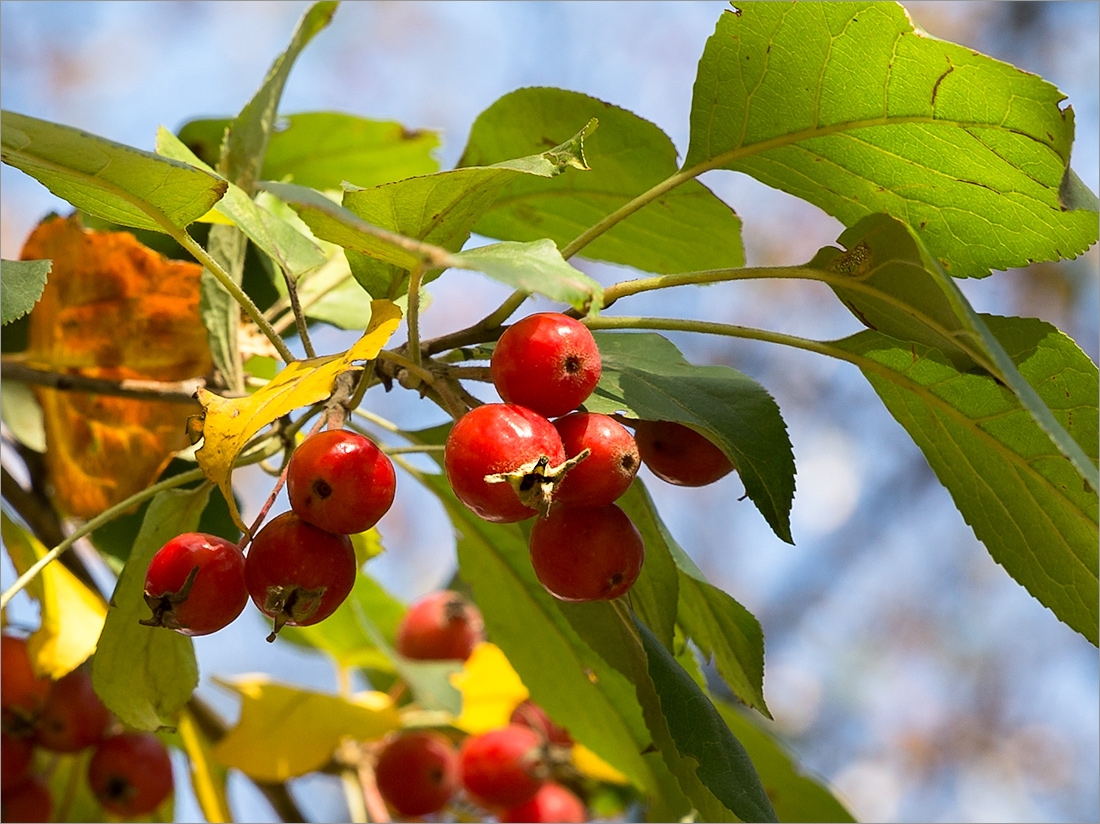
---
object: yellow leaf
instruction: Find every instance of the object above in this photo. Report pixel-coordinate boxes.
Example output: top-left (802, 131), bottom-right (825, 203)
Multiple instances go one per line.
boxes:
top-left (572, 743), bottom-right (630, 785)
top-left (212, 675), bottom-right (400, 782)
top-left (0, 514), bottom-right (107, 678)
top-left (195, 299), bottom-right (402, 535)
top-left (449, 642), bottom-right (530, 735)
top-left (178, 708), bottom-right (232, 823)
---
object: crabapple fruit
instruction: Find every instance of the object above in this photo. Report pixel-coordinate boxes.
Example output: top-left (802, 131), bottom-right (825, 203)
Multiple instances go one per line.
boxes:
top-left (374, 731), bottom-right (459, 817)
top-left (1, 773), bottom-right (51, 823)
top-left (0, 634), bottom-right (50, 730)
top-left (287, 429), bottom-right (396, 535)
top-left (445, 403), bottom-right (567, 523)
top-left (509, 699), bottom-right (573, 748)
top-left (632, 419), bottom-right (734, 486)
top-left (459, 724), bottom-right (548, 809)
top-left (245, 511), bottom-right (356, 642)
top-left (142, 532), bottom-right (248, 636)
top-left (528, 503), bottom-right (644, 602)
top-left (87, 732), bottom-right (173, 817)
top-left (499, 781), bottom-right (588, 823)
top-left (1, 731), bottom-right (34, 793)
top-left (34, 667), bottom-right (111, 753)
top-left (395, 590), bottom-right (485, 662)
top-left (552, 411), bottom-right (639, 506)
top-left (491, 312), bottom-right (602, 418)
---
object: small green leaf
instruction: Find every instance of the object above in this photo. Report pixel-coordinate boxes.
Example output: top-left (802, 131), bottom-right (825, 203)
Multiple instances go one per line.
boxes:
top-left (1, 258), bottom-right (50, 325)
top-left (685, 2), bottom-right (1098, 278)
top-left (585, 331), bottom-right (795, 543)
top-left (459, 87), bottom-right (744, 274)
top-left (179, 112), bottom-right (441, 192)
top-left (1, 110), bottom-right (226, 233)
top-left (835, 315), bottom-right (1099, 644)
top-left (448, 240), bottom-right (603, 313)
top-left (92, 486), bottom-right (209, 731)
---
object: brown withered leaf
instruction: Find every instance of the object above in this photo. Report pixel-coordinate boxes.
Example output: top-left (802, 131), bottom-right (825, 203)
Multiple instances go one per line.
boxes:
top-left (21, 214), bottom-right (212, 519)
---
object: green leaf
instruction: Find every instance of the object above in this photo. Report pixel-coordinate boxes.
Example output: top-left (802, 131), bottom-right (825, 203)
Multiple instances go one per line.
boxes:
top-left (459, 87), bottom-right (744, 274)
top-left (624, 610), bottom-right (777, 823)
top-left (1, 110), bottom-right (227, 233)
top-left (834, 315), bottom-right (1099, 644)
top-left (448, 240), bottom-right (603, 313)
top-left (585, 331), bottom-right (795, 543)
top-left (340, 120), bottom-right (596, 300)
top-left (92, 486), bottom-right (209, 731)
top-left (685, 2), bottom-right (1099, 278)
top-left (1, 258), bottom-right (50, 325)
top-left (715, 701), bottom-right (855, 823)
top-left (178, 111), bottom-right (441, 191)
top-left (812, 213), bottom-right (1099, 495)
top-left (218, 1), bottom-right (337, 192)
top-left (405, 454), bottom-right (664, 799)
top-left (619, 481), bottom-right (769, 717)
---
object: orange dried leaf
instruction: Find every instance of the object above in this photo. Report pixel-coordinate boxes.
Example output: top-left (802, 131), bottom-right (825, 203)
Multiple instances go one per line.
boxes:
top-left (194, 299), bottom-right (402, 535)
top-left (21, 215), bottom-right (211, 518)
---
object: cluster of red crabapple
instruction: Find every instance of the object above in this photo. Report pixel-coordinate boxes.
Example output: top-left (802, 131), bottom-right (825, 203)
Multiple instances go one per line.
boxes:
top-left (383, 589), bottom-right (590, 823)
top-left (445, 311), bottom-right (734, 602)
top-left (1, 633), bottom-right (174, 822)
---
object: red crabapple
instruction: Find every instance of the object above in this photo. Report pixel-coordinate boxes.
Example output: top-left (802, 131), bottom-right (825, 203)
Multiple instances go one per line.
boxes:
top-left (34, 667), bottom-right (111, 753)
top-left (395, 591), bottom-right (485, 662)
top-left (445, 403), bottom-right (569, 523)
top-left (1, 730), bottom-right (34, 793)
top-left (499, 781), bottom-right (588, 823)
top-left (459, 724), bottom-right (548, 809)
top-left (528, 503), bottom-right (644, 602)
top-left (142, 532), bottom-right (248, 636)
top-left (0, 634), bottom-right (50, 730)
top-left (287, 429), bottom-right (396, 535)
top-left (552, 411), bottom-right (639, 507)
top-left (374, 731), bottom-right (459, 817)
top-left (632, 419), bottom-right (734, 486)
top-left (509, 699), bottom-right (573, 748)
top-left (491, 312), bottom-right (602, 419)
top-left (87, 732), bottom-right (173, 817)
top-left (245, 511), bottom-right (357, 642)
top-left (1, 773), bottom-right (52, 823)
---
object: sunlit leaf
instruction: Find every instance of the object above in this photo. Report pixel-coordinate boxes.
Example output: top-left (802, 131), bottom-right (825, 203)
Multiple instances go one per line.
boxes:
top-left (213, 675), bottom-right (400, 782)
top-left (450, 642), bottom-right (530, 735)
top-left (194, 299), bottom-right (401, 535)
top-left (459, 87), bottom-right (745, 274)
top-left (685, 2), bottom-right (1098, 278)
top-left (178, 708), bottom-right (232, 824)
top-left (1, 110), bottom-right (227, 233)
top-left (1, 258), bottom-right (50, 325)
top-left (0, 514), bottom-right (106, 678)
top-left (20, 215), bottom-right (211, 518)
top-left (92, 486), bottom-right (207, 731)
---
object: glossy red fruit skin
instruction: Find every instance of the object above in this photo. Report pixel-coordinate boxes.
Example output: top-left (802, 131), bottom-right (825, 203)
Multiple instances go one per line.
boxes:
top-left (395, 591), bottom-right (485, 662)
top-left (529, 504), bottom-right (644, 602)
top-left (87, 732), bottom-right (173, 817)
top-left (287, 429), bottom-right (396, 534)
top-left (34, 668), bottom-right (110, 753)
top-left (1, 773), bottom-right (52, 823)
top-left (445, 404), bottom-right (566, 523)
top-left (491, 313), bottom-right (602, 418)
top-left (459, 724), bottom-right (547, 809)
top-left (552, 412), bottom-right (639, 506)
top-left (0, 634), bottom-right (51, 728)
top-left (509, 700), bottom-right (572, 748)
top-left (499, 781), bottom-right (588, 823)
top-left (143, 532), bottom-right (248, 636)
top-left (632, 420), bottom-right (734, 487)
top-left (245, 511), bottom-right (356, 641)
top-left (374, 731), bottom-right (459, 817)
top-left (1, 730), bottom-right (34, 792)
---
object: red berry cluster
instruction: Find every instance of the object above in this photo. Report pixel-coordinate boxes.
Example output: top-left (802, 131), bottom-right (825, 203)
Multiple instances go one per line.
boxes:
top-left (374, 593), bottom-right (589, 822)
top-left (142, 429), bottom-right (396, 643)
top-left (1, 633), bottom-right (174, 821)
top-left (445, 311), bottom-right (734, 602)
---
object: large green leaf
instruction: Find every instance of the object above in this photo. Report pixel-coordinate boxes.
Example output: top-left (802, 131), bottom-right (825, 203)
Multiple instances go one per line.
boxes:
top-left (1, 110), bottom-right (226, 233)
top-left (1, 259), bottom-right (50, 326)
top-left (618, 482), bottom-right (769, 717)
top-left (341, 119), bottom-right (596, 301)
top-left (459, 87), bottom-right (744, 274)
top-left (91, 486), bottom-right (208, 731)
top-left (584, 331), bottom-right (795, 543)
top-left (685, 2), bottom-right (1099, 278)
top-left (834, 315), bottom-right (1099, 644)
top-left (178, 111), bottom-right (441, 191)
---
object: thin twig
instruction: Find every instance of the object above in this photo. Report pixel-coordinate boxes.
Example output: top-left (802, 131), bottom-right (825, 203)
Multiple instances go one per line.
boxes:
top-left (1, 359), bottom-right (206, 404)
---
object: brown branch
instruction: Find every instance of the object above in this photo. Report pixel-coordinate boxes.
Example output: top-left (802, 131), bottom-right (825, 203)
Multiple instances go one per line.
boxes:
top-left (1, 359), bottom-right (204, 405)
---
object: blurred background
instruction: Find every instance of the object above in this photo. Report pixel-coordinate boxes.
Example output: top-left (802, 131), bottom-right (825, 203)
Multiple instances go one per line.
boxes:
top-left (2, 2), bottom-right (1097, 822)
